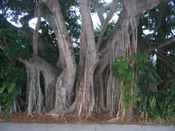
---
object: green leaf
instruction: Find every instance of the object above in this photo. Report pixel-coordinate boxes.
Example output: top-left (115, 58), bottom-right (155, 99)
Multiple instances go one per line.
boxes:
top-left (8, 82), bottom-right (16, 94)
top-left (0, 86), bottom-right (6, 94)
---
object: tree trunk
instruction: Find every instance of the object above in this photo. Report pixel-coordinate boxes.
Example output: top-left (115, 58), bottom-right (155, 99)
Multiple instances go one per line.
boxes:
top-left (27, 0), bottom-right (45, 115)
top-left (26, 65), bottom-right (44, 115)
top-left (42, 71), bottom-right (56, 110)
top-left (60, 0), bottom-right (99, 118)
top-left (108, 16), bottom-right (138, 120)
top-left (42, 0), bottom-right (77, 113)
top-left (21, 54), bottom-right (59, 114)
top-left (74, 0), bottom-right (98, 118)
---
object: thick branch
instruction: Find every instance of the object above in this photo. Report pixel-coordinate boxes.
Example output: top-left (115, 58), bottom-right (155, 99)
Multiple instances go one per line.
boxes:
top-left (41, 0), bottom-right (77, 75)
top-left (18, 55), bottom-right (60, 76)
top-left (97, 0), bottom-right (120, 50)
top-left (0, 43), bottom-right (59, 75)
top-left (90, 0), bottom-right (105, 25)
top-left (102, 0), bottom-right (168, 52)
top-left (122, 0), bottom-right (169, 17)
top-left (79, 0), bottom-right (97, 55)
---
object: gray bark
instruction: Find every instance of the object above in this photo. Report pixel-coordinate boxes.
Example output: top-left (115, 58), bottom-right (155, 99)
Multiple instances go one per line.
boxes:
top-left (26, 0), bottom-right (45, 116)
top-left (76, 0), bottom-right (99, 118)
top-left (20, 55), bottom-right (59, 113)
top-left (97, 0), bottom-right (120, 50)
top-left (41, 0), bottom-right (77, 112)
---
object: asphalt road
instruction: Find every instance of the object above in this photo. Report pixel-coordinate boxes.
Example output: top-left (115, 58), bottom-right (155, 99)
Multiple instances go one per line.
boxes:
top-left (0, 122), bottom-right (175, 131)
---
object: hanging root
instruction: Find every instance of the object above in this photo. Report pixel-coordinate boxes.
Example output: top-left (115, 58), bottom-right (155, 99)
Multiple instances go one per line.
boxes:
top-left (115, 17), bottom-right (138, 121)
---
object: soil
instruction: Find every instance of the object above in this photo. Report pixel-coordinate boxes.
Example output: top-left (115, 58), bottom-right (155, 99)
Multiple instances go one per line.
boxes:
top-left (0, 111), bottom-right (174, 125)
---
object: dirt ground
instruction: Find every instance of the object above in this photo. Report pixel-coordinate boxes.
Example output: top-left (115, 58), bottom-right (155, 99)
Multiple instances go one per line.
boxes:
top-left (0, 111), bottom-right (174, 125)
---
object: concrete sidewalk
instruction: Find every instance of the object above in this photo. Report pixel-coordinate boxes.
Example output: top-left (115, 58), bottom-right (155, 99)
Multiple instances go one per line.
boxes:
top-left (0, 122), bottom-right (175, 131)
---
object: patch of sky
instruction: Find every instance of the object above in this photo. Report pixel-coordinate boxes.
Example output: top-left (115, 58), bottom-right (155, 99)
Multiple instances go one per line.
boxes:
top-left (6, 10), bottom-right (28, 28)
top-left (28, 17), bottom-right (46, 30)
top-left (172, 29), bottom-right (175, 35)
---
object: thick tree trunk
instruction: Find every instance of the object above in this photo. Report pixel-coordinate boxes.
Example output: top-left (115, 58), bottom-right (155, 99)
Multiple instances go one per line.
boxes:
top-left (107, 16), bottom-right (138, 120)
top-left (22, 55), bottom-right (59, 114)
top-left (61, 0), bottom-right (99, 118)
top-left (94, 60), bottom-right (109, 111)
top-left (75, 0), bottom-right (98, 118)
top-left (42, 0), bottom-right (77, 113)
top-left (26, 65), bottom-right (44, 115)
top-left (42, 71), bottom-right (56, 110)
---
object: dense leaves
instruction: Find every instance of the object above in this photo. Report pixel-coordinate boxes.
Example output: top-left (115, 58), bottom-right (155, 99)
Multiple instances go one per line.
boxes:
top-left (112, 51), bottom-right (175, 122)
top-left (0, 50), bottom-right (26, 111)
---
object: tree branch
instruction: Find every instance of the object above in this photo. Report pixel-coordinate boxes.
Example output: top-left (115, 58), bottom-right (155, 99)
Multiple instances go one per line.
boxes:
top-left (41, 0), bottom-right (77, 75)
top-left (97, 0), bottom-right (120, 50)
top-left (33, 0), bottom-right (42, 54)
top-left (18, 55), bottom-right (60, 76)
top-left (79, 0), bottom-right (97, 56)
top-left (149, 36), bottom-right (175, 52)
top-left (122, 0), bottom-right (169, 17)
top-left (0, 42), bottom-right (59, 76)
top-left (90, 0), bottom-right (105, 25)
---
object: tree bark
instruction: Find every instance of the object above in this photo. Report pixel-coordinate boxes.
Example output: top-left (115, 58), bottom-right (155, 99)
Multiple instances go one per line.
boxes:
top-left (41, 0), bottom-right (77, 112)
top-left (26, 0), bottom-right (45, 115)
top-left (73, 0), bottom-right (99, 118)
top-left (61, 0), bottom-right (99, 118)
top-left (20, 55), bottom-right (59, 113)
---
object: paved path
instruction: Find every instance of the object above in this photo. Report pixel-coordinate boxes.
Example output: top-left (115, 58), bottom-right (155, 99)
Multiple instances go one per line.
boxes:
top-left (0, 122), bottom-right (175, 131)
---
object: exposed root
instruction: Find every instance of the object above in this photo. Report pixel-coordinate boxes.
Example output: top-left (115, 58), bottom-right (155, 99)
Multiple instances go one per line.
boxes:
top-left (107, 117), bottom-right (120, 123)
top-left (27, 113), bottom-right (33, 117)
top-left (46, 112), bottom-right (66, 120)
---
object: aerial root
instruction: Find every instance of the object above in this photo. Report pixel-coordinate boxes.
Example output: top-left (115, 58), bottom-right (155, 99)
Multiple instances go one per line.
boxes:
top-left (45, 111), bottom-right (66, 120)
top-left (107, 117), bottom-right (120, 123)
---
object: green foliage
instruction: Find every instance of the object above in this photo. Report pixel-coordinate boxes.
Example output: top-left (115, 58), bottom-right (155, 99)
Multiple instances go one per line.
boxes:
top-left (0, 14), bottom-right (29, 112)
top-left (136, 1), bottom-right (175, 122)
top-left (113, 52), bottom-right (175, 122)
top-left (78, 115), bottom-right (84, 121)
top-left (138, 0), bottom-right (175, 50)
top-left (0, 15), bottom-right (32, 60)
top-left (112, 56), bottom-right (134, 108)
top-left (40, 21), bottom-right (57, 43)
top-left (134, 53), bottom-right (175, 121)
top-left (39, 46), bottom-right (59, 65)
top-left (138, 80), bottom-right (175, 120)
top-left (0, 51), bottom-right (26, 112)
top-left (95, 21), bottom-right (115, 43)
